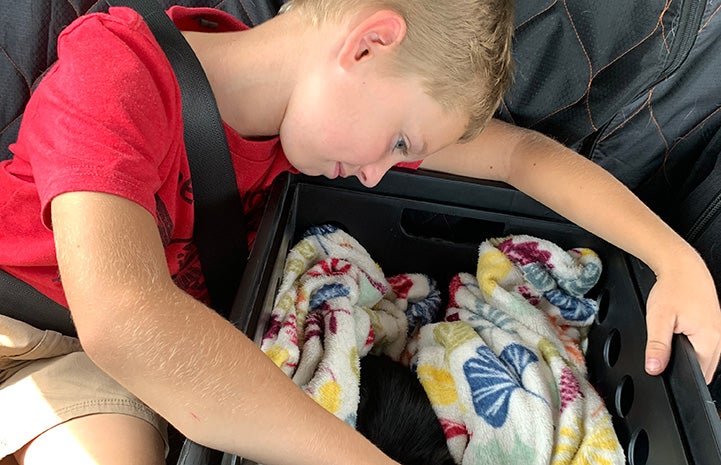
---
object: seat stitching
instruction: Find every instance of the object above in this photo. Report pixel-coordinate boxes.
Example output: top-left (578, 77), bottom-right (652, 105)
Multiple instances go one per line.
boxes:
top-left (659, 0), bottom-right (672, 54)
top-left (521, 3), bottom-right (597, 129)
top-left (588, 13), bottom-right (664, 79)
top-left (647, 88), bottom-right (669, 156)
top-left (598, 89), bottom-right (654, 143)
top-left (669, 105), bottom-right (721, 153)
top-left (63, 0), bottom-right (80, 16)
top-left (528, 2), bottom-right (671, 130)
top-left (236, 0), bottom-right (254, 26)
top-left (0, 45), bottom-right (31, 91)
top-left (515, 0), bottom-right (559, 31)
top-left (561, 0), bottom-right (595, 131)
top-left (0, 113), bottom-right (25, 137)
top-left (701, 3), bottom-right (721, 32)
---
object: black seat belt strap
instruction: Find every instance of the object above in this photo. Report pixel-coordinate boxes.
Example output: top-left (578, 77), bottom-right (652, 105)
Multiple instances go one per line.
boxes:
top-left (107, 0), bottom-right (249, 316)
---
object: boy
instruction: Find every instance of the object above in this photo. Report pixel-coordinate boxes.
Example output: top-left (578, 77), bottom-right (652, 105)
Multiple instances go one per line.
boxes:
top-left (0, 2), bottom-right (718, 465)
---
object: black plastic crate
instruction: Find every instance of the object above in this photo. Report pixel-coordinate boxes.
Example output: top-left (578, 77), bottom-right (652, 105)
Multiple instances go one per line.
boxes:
top-left (192, 169), bottom-right (721, 465)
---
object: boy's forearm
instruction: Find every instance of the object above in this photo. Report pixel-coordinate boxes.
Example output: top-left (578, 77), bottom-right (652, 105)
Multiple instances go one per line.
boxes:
top-left (52, 191), bottom-right (396, 465)
top-left (99, 291), bottom-right (393, 465)
top-left (424, 120), bottom-right (697, 273)
top-left (505, 129), bottom-right (698, 274)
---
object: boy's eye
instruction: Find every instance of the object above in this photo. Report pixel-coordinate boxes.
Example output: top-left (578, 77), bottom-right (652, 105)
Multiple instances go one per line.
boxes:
top-left (394, 136), bottom-right (409, 156)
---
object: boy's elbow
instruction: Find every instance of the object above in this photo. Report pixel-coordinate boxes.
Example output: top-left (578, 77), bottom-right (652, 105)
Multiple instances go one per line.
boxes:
top-left (66, 277), bottom-right (177, 368)
top-left (67, 292), bottom-right (134, 367)
top-left (75, 318), bottom-right (117, 367)
top-left (503, 125), bottom-right (570, 185)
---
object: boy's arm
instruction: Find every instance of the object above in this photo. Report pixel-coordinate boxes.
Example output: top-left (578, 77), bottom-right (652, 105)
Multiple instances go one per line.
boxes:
top-left (422, 118), bottom-right (721, 383)
top-left (51, 191), bottom-right (398, 465)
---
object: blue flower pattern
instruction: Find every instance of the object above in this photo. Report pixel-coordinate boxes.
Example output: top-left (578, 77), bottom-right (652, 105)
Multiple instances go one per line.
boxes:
top-left (544, 289), bottom-right (597, 322)
top-left (405, 277), bottom-right (442, 334)
top-left (520, 259), bottom-right (600, 323)
top-left (310, 282), bottom-right (350, 310)
top-left (463, 343), bottom-right (542, 428)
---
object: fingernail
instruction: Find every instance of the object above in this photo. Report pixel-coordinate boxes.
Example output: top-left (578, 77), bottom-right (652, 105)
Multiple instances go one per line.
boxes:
top-left (646, 359), bottom-right (661, 373)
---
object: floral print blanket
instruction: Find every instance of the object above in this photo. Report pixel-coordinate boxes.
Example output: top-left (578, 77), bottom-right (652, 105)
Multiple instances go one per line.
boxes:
top-left (260, 225), bottom-right (624, 464)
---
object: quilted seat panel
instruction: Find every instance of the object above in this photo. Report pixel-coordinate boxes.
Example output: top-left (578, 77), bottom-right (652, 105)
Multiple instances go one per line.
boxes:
top-left (500, 0), bottom-right (700, 149)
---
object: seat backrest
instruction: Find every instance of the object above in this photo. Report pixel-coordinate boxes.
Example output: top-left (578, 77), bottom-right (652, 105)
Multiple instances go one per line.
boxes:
top-left (500, 0), bottom-right (703, 149)
top-left (499, 0), bottom-right (721, 200)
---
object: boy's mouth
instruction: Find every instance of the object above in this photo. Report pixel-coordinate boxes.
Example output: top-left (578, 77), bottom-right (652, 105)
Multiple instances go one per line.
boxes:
top-left (333, 162), bottom-right (345, 179)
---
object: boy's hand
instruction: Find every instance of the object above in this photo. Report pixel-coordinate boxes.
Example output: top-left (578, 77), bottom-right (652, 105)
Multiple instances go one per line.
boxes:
top-left (644, 251), bottom-right (721, 383)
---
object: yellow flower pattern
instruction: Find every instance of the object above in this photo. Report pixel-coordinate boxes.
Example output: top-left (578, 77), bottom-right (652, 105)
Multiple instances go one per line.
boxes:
top-left (552, 417), bottom-right (621, 465)
top-left (315, 380), bottom-right (342, 414)
top-left (417, 365), bottom-right (458, 406)
top-left (476, 248), bottom-right (513, 298)
top-left (265, 344), bottom-right (290, 368)
top-left (433, 322), bottom-right (478, 353)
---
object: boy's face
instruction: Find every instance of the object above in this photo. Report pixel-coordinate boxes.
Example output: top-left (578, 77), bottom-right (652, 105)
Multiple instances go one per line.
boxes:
top-left (279, 72), bottom-right (467, 188)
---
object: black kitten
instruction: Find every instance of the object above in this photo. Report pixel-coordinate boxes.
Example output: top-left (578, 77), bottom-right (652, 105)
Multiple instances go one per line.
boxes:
top-left (357, 354), bottom-right (456, 465)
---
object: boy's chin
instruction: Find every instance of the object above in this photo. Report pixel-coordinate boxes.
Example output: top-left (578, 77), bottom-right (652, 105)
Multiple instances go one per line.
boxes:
top-left (291, 162), bottom-right (341, 179)
top-left (303, 167), bottom-right (337, 179)
top-left (298, 168), bottom-right (324, 177)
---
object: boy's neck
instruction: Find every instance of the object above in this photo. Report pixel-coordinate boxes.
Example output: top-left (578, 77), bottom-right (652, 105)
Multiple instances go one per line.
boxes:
top-left (182, 11), bottom-right (315, 138)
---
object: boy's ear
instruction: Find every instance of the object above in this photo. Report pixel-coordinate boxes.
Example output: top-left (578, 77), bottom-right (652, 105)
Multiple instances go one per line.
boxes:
top-left (337, 10), bottom-right (407, 70)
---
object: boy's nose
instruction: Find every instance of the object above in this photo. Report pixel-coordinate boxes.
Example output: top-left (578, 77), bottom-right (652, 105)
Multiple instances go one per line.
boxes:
top-left (357, 162), bottom-right (389, 188)
top-left (357, 155), bottom-right (400, 188)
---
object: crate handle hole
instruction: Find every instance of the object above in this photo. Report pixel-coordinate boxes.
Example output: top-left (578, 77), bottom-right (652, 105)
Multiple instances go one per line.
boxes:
top-left (628, 428), bottom-right (649, 465)
top-left (604, 328), bottom-right (621, 368)
top-left (400, 209), bottom-right (505, 244)
top-left (614, 375), bottom-right (635, 418)
top-left (595, 289), bottom-right (610, 324)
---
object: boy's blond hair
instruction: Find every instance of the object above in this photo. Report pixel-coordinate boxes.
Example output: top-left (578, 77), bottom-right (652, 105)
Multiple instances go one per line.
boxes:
top-left (282, 0), bottom-right (514, 142)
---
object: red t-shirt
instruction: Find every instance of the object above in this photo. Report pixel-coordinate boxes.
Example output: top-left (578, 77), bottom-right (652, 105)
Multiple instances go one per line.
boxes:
top-left (0, 6), bottom-right (296, 306)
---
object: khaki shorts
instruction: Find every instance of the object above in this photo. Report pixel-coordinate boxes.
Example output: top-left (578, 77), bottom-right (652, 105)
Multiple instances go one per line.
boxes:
top-left (0, 315), bottom-right (168, 458)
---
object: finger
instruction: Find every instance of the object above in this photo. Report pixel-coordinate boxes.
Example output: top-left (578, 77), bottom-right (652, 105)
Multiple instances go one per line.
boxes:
top-left (644, 313), bottom-right (675, 376)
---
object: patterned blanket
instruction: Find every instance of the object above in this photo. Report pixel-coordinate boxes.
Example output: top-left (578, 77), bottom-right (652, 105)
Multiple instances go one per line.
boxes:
top-left (260, 226), bottom-right (624, 464)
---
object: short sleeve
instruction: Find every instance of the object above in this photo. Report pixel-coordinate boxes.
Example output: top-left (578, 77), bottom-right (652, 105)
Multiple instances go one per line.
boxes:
top-left (11, 7), bottom-right (183, 228)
